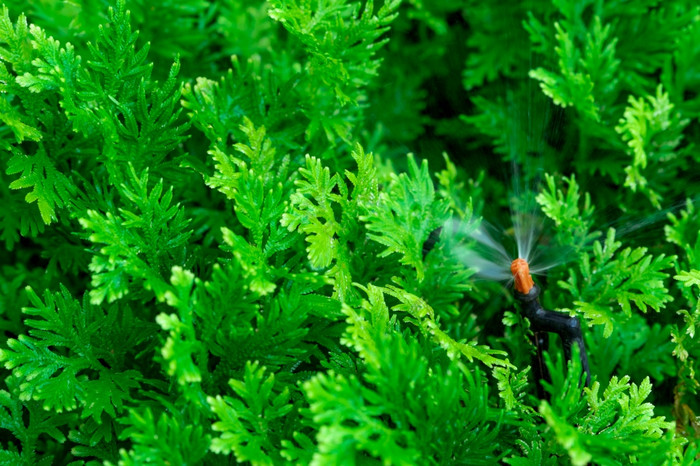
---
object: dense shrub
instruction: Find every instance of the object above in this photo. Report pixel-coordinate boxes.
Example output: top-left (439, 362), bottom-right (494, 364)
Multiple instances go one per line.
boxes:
top-left (0, 0), bottom-right (699, 464)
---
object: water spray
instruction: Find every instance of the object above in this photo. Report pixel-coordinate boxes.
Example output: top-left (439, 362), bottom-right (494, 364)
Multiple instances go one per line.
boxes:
top-left (440, 204), bottom-right (592, 398)
top-left (510, 258), bottom-right (591, 399)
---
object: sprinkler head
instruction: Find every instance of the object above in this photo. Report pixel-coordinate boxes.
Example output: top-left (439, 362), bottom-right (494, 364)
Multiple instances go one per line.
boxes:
top-left (511, 258), bottom-right (534, 294)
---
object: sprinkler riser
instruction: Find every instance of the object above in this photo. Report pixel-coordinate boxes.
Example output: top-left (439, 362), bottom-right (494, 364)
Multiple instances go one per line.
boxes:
top-left (514, 285), bottom-right (592, 399)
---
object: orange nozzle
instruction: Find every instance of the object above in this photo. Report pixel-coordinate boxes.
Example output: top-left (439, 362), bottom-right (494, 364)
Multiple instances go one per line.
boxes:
top-left (511, 258), bottom-right (534, 294)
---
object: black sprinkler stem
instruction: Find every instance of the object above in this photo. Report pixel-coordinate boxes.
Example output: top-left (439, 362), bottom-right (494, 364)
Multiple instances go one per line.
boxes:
top-left (514, 285), bottom-right (591, 400)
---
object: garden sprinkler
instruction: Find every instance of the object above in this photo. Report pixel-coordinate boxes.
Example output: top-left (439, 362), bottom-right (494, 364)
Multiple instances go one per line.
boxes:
top-left (511, 258), bottom-right (592, 399)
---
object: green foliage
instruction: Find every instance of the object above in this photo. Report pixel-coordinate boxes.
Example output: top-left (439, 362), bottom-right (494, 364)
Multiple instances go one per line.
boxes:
top-left (536, 173), bottom-right (599, 254)
top-left (282, 154), bottom-right (345, 271)
top-left (181, 55), bottom-right (306, 155)
top-left (363, 154), bottom-right (450, 281)
top-left (6, 148), bottom-right (77, 225)
top-left (0, 5), bottom-right (79, 226)
top-left (297, 288), bottom-right (503, 464)
top-left (0, 376), bottom-right (73, 465)
top-left (208, 361), bottom-right (293, 464)
top-left (1, 0), bottom-right (699, 464)
top-left (615, 85), bottom-right (688, 206)
top-left (560, 228), bottom-right (675, 337)
top-left (505, 348), bottom-right (676, 465)
top-left (590, 315), bottom-right (676, 385)
top-left (528, 16), bottom-right (617, 122)
top-left (463, 1), bottom-right (535, 91)
top-left (670, 267), bottom-right (700, 435)
top-left (282, 144), bottom-right (389, 302)
top-left (205, 117), bottom-right (295, 295)
top-left (79, 166), bottom-right (192, 304)
top-left (112, 406), bottom-right (210, 466)
top-left (267, 0), bottom-right (402, 146)
top-left (268, 0), bottom-right (401, 107)
top-left (671, 272), bottom-right (700, 364)
top-left (0, 286), bottom-right (141, 423)
top-left (541, 374), bottom-right (676, 465)
top-left (159, 267), bottom-right (204, 386)
top-left (381, 284), bottom-right (511, 368)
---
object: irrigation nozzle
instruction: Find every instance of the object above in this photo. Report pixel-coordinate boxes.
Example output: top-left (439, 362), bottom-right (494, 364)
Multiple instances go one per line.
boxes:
top-left (511, 258), bottom-right (592, 399)
top-left (511, 258), bottom-right (534, 294)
